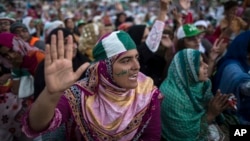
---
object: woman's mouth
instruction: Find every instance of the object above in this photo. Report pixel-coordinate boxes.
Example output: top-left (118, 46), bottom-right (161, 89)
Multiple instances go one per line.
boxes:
top-left (128, 73), bottom-right (138, 81)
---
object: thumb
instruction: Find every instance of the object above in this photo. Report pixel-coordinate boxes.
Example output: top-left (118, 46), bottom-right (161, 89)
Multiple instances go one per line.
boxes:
top-left (74, 62), bottom-right (90, 80)
top-left (213, 89), bottom-right (221, 102)
top-left (216, 89), bottom-right (221, 96)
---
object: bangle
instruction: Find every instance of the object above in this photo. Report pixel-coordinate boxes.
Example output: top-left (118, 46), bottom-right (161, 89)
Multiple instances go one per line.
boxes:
top-left (12, 77), bottom-right (20, 80)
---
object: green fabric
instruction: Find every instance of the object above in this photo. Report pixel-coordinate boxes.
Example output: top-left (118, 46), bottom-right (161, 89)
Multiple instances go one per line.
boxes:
top-left (183, 24), bottom-right (203, 38)
top-left (160, 49), bottom-right (213, 141)
top-left (77, 19), bottom-right (85, 27)
top-left (116, 31), bottom-right (136, 51)
top-left (93, 41), bottom-right (107, 61)
top-left (93, 31), bottom-right (136, 61)
top-left (12, 68), bottom-right (30, 78)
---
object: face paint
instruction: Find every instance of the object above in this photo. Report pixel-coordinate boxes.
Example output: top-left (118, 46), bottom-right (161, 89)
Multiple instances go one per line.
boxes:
top-left (115, 70), bottom-right (128, 77)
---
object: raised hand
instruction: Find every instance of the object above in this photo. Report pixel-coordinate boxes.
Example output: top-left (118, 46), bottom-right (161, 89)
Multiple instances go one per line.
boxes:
top-left (179, 0), bottom-right (191, 11)
top-left (172, 8), bottom-right (183, 26)
top-left (44, 30), bottom-right (90, 95)
top-left (209, 38), bottom-right (228, 62)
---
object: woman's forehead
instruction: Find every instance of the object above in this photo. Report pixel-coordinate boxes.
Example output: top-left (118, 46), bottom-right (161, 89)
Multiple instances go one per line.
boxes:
top-left (118, 49), bottom-right (138, 58)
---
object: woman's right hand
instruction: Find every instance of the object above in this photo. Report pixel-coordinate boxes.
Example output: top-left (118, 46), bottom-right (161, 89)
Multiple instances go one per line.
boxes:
top-left (44, 30), bottom-right (90, 95)
top-left (209, 38), bottom-right (228, 62)
top-left (207, 89), bottom-right (230, 123)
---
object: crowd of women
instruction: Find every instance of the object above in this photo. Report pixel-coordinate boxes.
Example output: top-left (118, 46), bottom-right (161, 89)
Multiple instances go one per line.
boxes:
top-left (1, 0), bottom-right (250, 140)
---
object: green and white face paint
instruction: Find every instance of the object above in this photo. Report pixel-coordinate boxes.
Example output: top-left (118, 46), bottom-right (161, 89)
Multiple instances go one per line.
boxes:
top-left (115, 70), bottom-right (129, 77)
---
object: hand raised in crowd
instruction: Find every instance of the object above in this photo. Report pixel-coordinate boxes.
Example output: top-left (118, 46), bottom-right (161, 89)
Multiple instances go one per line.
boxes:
top-left (172, 8), bottom-right (183, 26)
top-left (179, 0), bottom-right (191, 11)
top-left (209, 38), bottom-right (228, 62)
top-left (207, 89), bottom-right (231, 123)
top-left (44, 30), bottom-right (90, 95)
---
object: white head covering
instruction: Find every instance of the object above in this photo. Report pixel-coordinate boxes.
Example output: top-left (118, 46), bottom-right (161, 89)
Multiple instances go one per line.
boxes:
top-left (22, 16), bottom-right (36, 35)
top-left (44, 20), bottom-right (65, 36)
top-left (194, 20), bottom-right (208, 29)
top-left (43, 20), bottom-right (65, 41)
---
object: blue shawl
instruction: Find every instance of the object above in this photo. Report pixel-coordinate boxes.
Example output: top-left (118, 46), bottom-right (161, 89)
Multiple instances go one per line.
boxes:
top-left (212, 31), bottom-right (250, 124)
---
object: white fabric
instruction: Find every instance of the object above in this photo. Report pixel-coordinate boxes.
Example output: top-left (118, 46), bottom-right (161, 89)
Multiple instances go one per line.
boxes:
top-left (176, 26), bottom-right (186, 39)
top-left (102, 31), bottom-right (127, 58)
top-left (199, 43), bottom-right (205, 53)
top-left (44, 20), bottom-right (65, 36)
top-left (208, 124), bottom-right (225, 141)
top-left (18, 75), bottom-right (34, 98)
top-left (22, 16), bottom-right (36, 35)
top-left (194, 20), bottom-right (208, 28)
top-left (145, 20), bottom-right (165, 52)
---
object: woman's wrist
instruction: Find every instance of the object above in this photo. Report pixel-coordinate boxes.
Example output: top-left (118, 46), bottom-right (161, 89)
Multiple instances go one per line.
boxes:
top-left (206, 112), bottom-right (216, 124)
top-left (208, 57), bottom-right (216, 64)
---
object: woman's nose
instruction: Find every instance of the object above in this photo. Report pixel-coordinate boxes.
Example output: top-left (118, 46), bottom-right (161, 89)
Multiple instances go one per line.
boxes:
top-left (132, 59), bottom-right (140, 70)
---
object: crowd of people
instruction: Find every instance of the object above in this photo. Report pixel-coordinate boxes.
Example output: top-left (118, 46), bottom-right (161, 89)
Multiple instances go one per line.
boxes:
top-left (0, 0), bottom-right (250, 140)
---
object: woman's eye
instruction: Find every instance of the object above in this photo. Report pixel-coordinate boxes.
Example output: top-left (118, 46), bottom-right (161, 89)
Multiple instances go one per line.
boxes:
top-left (121, 59), bottom-right (130, 64)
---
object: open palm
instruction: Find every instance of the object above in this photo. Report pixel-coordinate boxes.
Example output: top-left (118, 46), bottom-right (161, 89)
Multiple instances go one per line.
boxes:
top-left (44, 30), bottom-right (89, 94)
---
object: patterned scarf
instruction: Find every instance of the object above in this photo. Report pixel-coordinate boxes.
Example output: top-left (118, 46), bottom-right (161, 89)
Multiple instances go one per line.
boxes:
top-left (64, 54), bottom-right (158, 141)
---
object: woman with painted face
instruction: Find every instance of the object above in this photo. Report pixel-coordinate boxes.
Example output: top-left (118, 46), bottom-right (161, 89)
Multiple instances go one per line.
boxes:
top-left (22, 30), bottom-right (162, 141)
top-left (160, 48), bottom-right (234, 141)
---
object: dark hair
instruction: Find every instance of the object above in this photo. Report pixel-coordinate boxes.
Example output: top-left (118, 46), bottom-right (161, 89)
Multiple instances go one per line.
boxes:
top-left (46, 27), bottom-right (77, 45)
top-left (163, 29), bottom-right (174, 40)
top-left (10, 22), bottom-right (28, 33)
top-left (223, 1), bottom-right (238, 11)
top-left (175, 38), bottom-right (186, 52)
top-left (0, 64), bottom-right (11, 77)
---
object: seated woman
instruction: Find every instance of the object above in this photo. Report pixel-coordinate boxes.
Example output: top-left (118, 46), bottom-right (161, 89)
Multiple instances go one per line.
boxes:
top-left (160, 48), bottom-right (234, 141)
top-left (22, 30), bottom-right (162, 140)
top-left (212, 31), bottom-right (250, 124)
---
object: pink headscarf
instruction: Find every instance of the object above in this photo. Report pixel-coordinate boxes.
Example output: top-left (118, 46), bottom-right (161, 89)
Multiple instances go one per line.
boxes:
top-left (0, 33), bottom-right (38, 56)
top-left (0, 32), bottom-right (14, 49)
